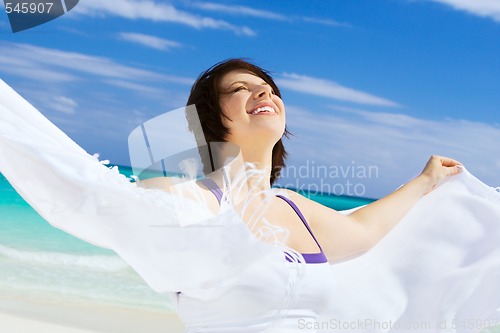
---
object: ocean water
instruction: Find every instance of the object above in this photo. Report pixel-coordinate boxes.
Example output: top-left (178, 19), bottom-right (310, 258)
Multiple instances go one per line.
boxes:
top-left (0, 165), bottom-right (373, 312)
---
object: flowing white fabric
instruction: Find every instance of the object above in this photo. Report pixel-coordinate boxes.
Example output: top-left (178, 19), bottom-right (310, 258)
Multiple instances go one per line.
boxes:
top-left (1, 79), bottom-right (499, 332)
top-left (322, 169), bottom-right (500, 332)
top-left (0, 79), bottom-right (284, 297)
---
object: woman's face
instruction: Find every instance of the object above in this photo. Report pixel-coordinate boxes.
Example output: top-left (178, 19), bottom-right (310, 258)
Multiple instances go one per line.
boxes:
top-left (218, 70), bottom-right (286, 148)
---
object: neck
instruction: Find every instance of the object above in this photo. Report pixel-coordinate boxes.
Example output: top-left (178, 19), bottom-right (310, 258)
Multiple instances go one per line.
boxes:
top-left (210, 142), bottom-right (273, 193)
top-left (240, 147), bottom-right (273, 192)
top-left (206, 140), bottom-right (276, 211)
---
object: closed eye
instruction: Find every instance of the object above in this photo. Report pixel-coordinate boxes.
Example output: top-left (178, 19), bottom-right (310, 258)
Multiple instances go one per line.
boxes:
top-left (232, 86), bottom-right (248, 93)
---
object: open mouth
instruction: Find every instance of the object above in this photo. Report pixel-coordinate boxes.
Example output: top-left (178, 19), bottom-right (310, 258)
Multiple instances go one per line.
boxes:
top-left (247, 106), bottom-right (276, 115)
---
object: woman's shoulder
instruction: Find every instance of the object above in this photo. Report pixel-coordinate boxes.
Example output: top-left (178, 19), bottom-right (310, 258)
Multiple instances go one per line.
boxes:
top-left (274, 188), bottom-right (345, 229)
top-left (274, 188), bottom-right (324, 216)
top-left (138, 177), bottom-right (185, 191)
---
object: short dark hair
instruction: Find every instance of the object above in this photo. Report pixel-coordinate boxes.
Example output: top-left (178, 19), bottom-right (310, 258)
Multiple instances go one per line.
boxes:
top-left (187, 58), bottom-right (288, 185)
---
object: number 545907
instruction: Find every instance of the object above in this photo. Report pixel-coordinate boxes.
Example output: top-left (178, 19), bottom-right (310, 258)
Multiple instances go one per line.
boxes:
top-left (5, 2), bottom-right (54, 14)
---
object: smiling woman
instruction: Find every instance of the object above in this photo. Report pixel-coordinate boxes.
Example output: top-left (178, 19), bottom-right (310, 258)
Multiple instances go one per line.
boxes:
top-left (186, 59), bottom-right (289, 186)
top-left (0, 59), bottom-right (500, 333)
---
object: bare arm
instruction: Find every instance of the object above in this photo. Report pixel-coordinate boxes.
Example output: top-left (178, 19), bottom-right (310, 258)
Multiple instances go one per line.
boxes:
top-left (350, 155), bottom-right (462, 244)
top-left (300, 155), bottom-right (463, 262)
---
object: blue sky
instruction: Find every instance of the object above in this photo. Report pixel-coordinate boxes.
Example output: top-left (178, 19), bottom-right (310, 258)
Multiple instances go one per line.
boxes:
top-left (1, 0), bottom-right (499, 198)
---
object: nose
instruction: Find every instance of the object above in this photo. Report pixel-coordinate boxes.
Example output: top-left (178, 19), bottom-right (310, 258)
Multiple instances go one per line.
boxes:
top-left (253, 84), bottom-right (273, 100)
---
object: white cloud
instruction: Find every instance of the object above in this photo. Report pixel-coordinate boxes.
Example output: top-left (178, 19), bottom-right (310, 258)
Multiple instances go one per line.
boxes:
top-left (0, 42), bottom-right (192, 137)
top-left (0, 42), bottom-right (192, 85)
top-left (73, 0), bottom-right (256, 36)
top-left (118, 32), bottom-right (182, 51)
top-left (279, 105), bottom-right (500, 198)
top-left (191, 2), bottom-right (288, 21)
top-left (191, 1), bottom-right (350, 27)
top-left (277, 73), bottom-right (401, 107)
top-left (48, 96), bottom-right (78, 114)
top-left (103, 79), bottom-right (187, 105)
top-left (427, 0), bottom-right (500, 22)
top-left (0, 63), bottom-right (77, 83)
top-left (299, 16), bottom-right (351, 28)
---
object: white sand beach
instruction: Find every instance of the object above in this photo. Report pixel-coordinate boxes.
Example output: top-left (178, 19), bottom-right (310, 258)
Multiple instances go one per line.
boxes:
top-left (0, 295), bottom-right (185, 333)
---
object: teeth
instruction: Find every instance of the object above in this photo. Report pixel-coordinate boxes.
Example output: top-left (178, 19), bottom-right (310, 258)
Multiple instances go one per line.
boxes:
top-left (251, 106), bottom-right (275, 114)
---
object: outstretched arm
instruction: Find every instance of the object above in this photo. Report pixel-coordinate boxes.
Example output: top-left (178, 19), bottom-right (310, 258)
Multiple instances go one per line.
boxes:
top-left (348, 155), bottom-right (462, 247)
top-left (295, 155), bottom-right (463, 262)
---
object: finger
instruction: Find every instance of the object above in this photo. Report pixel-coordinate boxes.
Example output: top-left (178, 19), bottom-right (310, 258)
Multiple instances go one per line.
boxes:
top-left (451, 164), bottom-right (464, 175)
top-left (444, 163), bottom-right (463, 176)
top-left (437, 156), bottom-right (462, 167)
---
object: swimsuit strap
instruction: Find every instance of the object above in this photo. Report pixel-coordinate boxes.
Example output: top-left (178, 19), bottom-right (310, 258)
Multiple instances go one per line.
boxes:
top-left (199, 178), bottom-right (224, 204)
top-left (199, 179), bottom-right (326, 263)
top-left (275, 194), bottom-right (324, 253)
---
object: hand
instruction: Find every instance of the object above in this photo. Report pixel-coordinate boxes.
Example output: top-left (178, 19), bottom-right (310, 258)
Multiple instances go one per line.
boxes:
top-left (419, 155), bottom-right (463, 194)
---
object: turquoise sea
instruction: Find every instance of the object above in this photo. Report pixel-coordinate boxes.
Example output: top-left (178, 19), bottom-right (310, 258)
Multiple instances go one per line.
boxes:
top-left (0, 166), bottom-right (374, 312)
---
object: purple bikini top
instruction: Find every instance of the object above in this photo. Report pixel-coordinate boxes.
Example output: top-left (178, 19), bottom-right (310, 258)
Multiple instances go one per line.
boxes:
top-left (200, 178), bottom-right (328, 264)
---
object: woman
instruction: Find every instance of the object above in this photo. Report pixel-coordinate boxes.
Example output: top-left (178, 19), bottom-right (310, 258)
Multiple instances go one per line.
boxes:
top-left (0, 59), bottom-right (498, 333)
top-left (136, 58), bottom-right (462, 330)
top-left (180, 58), bottom-right (462, 262)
